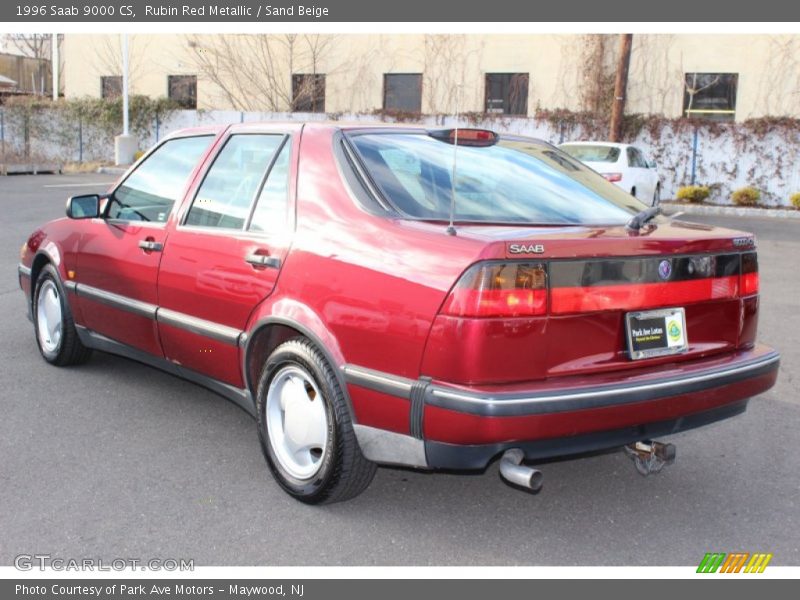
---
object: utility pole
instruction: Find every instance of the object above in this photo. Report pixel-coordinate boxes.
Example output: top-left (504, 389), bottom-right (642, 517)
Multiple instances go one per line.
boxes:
top-left (51, 34), bottom-right (58, 101)
top-left (114, 33), bottom-right (137, 165)
top-left (609, 33), bottom-right (633, 143)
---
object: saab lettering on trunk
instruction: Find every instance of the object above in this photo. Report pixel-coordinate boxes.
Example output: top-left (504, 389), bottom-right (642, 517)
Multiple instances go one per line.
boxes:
top-left (508, 243), bottom-right (545, 255)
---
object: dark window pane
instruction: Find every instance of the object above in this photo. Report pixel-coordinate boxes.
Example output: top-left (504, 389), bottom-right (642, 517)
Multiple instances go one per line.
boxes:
top-left (485, 73), bottom-right (529, 116)
top-left (101, 76), bottom-right (122, 99)
top-left (349, 133), bottom-right (644, 225)
top-left (185, 134), bottom-right (284, 230)
top-left (683, 73), bottom-right (737, 121)
top-left (292, 74), bottom-right (326, 112)
top-left (249, 141), bottom-right (291, 233)
top-left (168, 75), bottom-right (197, 109)
top-left (383, 74), bottom-right (422, 112)
top-left (107, 136), bottom-right (213, 222)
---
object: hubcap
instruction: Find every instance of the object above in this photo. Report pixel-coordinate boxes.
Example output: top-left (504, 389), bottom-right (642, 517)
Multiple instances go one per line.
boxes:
top-left (36, 280), bottom-right (63, 353)
top-left (266, 365), bottom-right (329, 480)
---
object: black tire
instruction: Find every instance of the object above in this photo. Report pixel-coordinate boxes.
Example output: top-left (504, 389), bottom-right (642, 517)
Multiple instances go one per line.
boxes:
top-left (256, 338), bottom-right (376, 504)
top-left (32, 264), bottom-right (92, 366)
top-left (630, 187), bottom-right (637, 198)
top-left (653, 184), bottom-right (661, 207)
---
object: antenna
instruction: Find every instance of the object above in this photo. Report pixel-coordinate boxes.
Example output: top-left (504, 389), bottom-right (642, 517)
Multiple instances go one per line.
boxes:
top-left (446, 86), bottom-right (461, 236)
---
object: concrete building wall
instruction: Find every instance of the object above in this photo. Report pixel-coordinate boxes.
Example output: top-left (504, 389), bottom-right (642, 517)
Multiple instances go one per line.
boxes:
top-left (62, 34), bottom-right (800, 120)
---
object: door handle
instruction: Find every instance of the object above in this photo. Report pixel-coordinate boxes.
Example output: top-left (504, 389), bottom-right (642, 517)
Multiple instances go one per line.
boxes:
top-left (138, 239), bottom-right (163, 252)
top-left (245, 253), bottom-right (281, 269)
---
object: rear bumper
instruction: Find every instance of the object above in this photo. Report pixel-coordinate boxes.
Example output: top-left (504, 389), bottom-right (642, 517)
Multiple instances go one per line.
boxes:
top-left (345, 344), bottom-right (779, 470)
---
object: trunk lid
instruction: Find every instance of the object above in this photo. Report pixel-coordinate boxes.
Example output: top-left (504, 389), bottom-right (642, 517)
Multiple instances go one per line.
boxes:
top-left (421, 219), bottom-right (760, 385)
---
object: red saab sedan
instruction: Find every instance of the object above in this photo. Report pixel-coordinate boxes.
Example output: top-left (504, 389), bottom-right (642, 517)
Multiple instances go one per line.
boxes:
top-left (18, 123), bottom-right (779, 503)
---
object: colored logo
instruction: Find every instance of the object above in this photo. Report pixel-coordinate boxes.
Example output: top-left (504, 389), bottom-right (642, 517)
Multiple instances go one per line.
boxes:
top-left (667, 320), bottom-right (681, 341)
top-left (658, 259), bottom-right (672, 280)
top-left (697, 552), bottom-right (772, 573)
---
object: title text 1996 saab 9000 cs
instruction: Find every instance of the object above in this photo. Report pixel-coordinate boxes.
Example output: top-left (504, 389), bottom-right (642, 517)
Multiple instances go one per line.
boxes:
top-left (18, 123), bottom-right (779, 503)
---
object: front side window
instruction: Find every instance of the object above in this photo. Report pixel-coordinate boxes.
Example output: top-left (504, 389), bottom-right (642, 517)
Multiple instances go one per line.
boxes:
top-left (485, 73), bottom-right (529, 116)
top-left (184, 134), bottom-right (285, 230)
top-left (383, 74), bottom-right (422, 113)
top-left (683, 73), bottom-right (737, 121)
top-left (106, 135), bottom-right (213, 223)
top-left (348, 132), bottom-right (645, 225)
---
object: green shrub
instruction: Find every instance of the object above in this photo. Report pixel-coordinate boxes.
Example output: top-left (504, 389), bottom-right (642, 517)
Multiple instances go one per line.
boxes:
top-left (676, 185), bottom-right (710, 203)
top-left (731, 186), bottom-right (761, 207)
top-left (790, 193), bottom-right (800, 209)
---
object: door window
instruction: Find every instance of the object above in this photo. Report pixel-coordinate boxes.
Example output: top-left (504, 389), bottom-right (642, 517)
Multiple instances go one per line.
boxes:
top-left (627, 147), bottom-right (647, 168)
top-left (107, 135), bottom-right (213, 223)
top-left (248, 141), bottom-right (292, 233)
top-left (184, 134), bottom-right (284, 230)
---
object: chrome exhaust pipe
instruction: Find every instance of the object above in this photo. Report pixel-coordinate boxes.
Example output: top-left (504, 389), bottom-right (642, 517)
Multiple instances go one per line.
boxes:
top-left (498, 448), bottom-right (543, 491)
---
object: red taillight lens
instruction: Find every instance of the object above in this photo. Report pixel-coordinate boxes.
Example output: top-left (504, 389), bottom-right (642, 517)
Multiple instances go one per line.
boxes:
top-left (441, 262), bottom-right (547, 318)
top-left (602, 173), bottom-right (623, 182)
top-left (427, 128), bottom-right (499, 147)
top-left (740, 252), bottom-right (759, 295)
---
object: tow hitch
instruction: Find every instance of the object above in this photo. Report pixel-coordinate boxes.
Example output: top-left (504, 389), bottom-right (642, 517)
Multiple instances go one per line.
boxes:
top-left (624, 440), bottom-right (676, 476)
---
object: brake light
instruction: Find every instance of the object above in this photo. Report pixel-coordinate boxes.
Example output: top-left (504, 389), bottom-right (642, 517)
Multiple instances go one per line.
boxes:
top-left (740, 252), bottom-right (759, 295)
top-left (427, 128), bottom-right (499, 147)
top-left (441, 262), bottom-right (547, 318)
top-left (602, 173), bottom-right (623, 182)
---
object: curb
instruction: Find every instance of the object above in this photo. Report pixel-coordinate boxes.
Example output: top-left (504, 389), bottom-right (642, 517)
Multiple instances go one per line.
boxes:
top-left (662, 202), bottom-right (800, 220)
top-left (96, 166), bottom-right (130, 175)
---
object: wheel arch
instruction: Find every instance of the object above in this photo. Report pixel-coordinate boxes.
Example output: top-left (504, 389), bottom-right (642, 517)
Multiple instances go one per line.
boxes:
top-left (242, 315), bottom-right (355, 422)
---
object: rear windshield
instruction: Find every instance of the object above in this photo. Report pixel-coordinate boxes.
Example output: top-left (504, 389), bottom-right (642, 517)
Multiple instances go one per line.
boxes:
top-left (560, 144), bottom-right (621, 163)
top-left (347, 133), bottom-right (644, 225)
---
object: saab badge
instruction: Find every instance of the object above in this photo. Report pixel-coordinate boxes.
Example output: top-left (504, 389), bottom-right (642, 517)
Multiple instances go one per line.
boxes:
top-left (658, 259), bottom-right (672, 280)
top-left (508, 243), bottom-right (545, 255)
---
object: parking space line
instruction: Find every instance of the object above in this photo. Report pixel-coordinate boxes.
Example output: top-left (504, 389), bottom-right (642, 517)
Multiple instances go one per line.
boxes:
top-left (43, 182), bottom-right (115, 188)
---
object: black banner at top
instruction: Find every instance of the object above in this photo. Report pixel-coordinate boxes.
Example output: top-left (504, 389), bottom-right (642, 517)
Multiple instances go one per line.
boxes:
top-left (2, 0), bottom-right (800, 22)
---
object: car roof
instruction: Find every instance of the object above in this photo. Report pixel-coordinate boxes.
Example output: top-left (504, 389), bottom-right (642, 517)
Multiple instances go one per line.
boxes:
top-left (559, 141), bottom-right (632, 149)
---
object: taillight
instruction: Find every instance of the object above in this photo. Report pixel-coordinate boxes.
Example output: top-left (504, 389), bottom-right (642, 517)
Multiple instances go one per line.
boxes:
top-left (602, 173), bottom-right (623, 182)
top-left (441, 262), bottom-right (547, 318)
top-left (740, 252), bottom-right (759, 296)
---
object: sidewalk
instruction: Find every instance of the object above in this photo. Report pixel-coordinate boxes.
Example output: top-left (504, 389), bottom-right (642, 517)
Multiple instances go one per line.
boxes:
top-left (662, 201), bottom-right (800, 220)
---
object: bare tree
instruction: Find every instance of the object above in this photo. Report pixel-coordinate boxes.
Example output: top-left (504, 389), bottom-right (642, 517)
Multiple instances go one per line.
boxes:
top-left (421, 35), bottom-right (483, 115)
top-left (186, 34), bottom-right (337, 111)
top-left (91, 34), bottom-right (150, 93)
top-left (3, 34), bottom-right (51, 59)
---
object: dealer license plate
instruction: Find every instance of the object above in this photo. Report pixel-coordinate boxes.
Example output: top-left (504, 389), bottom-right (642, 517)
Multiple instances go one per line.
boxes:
top-left (625, 307), bottom-right (688, 360)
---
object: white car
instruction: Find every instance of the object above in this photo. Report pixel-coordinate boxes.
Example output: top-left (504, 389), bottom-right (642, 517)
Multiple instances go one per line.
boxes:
top-left (559, 142), bottom-right (661, 207)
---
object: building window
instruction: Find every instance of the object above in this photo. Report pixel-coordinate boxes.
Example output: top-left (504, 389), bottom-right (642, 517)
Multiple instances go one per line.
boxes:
top-left (484, 73), bottom-right (529, 116)
top-left (383, 73), bottom-right (422, 113)
top-left (100, 76), bottom-right (122, 100)
top-left (683, 73), bottom-right (737, 121)
top-left (168, 75), bottom-right (197, 109)
top-left (292, 74), bottom-right (326, 113)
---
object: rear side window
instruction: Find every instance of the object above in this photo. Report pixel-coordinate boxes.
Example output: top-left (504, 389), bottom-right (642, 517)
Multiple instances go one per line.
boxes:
top-left (248, 141), bottom-right (291, 233)
top-left (560, 144), bottom-right (621, 164)
top-left (107, 135), bottom-right (213, 223)
top-left (348, 133), bottom-right (644, 225)
top-left (185, 134), bottom-right (285, 230)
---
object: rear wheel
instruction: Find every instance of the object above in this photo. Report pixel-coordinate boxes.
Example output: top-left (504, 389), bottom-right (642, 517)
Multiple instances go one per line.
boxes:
top-left (630, 186), bottom-right (637, 198)
top-left (33, 264), bottom-right (92, 366)
top-left (653, 184), bottom-right (661, 207)
top-left (256, 338), bottom-right (376, 504)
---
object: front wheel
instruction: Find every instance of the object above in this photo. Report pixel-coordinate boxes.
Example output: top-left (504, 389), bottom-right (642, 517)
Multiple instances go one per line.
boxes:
top-left (33, 264), bottom-right (92, 366)
top-left (256, 338), bottom-right (376, 504)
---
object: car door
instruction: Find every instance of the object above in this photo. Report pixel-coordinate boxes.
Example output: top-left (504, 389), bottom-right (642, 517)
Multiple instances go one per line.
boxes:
top-left (156, 124), bottom-right (299, 387)
top-left (74, 134), bottom-right (216, 356)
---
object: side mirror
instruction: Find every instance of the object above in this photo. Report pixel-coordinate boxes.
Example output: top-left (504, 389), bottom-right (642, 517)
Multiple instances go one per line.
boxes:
top-left (66, 194), bottom-right (101, 219)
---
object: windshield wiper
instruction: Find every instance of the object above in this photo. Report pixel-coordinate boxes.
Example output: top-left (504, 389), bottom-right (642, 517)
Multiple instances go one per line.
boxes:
top-left (627, 206), bottom-right (661, 230)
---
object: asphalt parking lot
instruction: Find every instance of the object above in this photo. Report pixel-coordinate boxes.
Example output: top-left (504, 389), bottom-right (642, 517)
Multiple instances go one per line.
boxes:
top-left (1, 173), bottom-right (798, 566)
